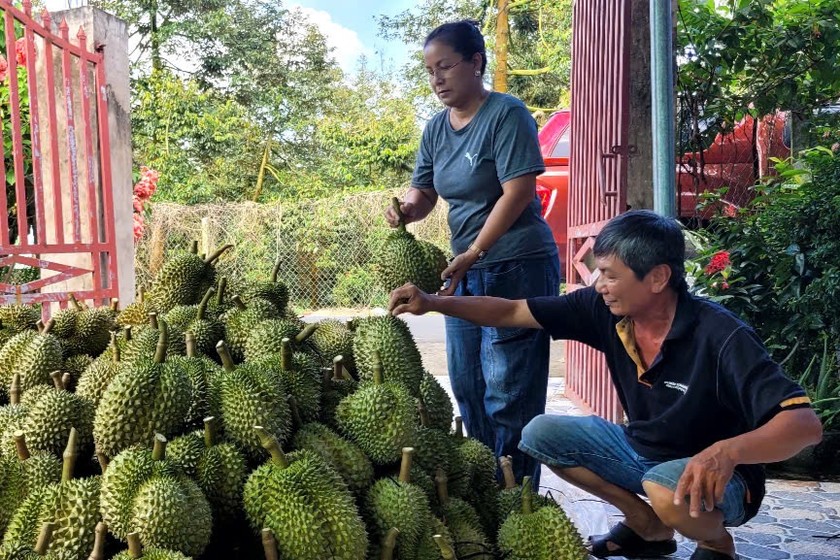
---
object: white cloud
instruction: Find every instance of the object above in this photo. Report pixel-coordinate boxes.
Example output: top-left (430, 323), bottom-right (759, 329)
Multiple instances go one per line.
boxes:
top-left (293, 6), bottom-right (372, 75)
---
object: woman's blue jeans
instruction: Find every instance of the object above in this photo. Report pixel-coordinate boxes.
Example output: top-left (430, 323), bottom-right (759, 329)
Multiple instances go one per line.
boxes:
top-left (445, 254), bottom-right (560, 486)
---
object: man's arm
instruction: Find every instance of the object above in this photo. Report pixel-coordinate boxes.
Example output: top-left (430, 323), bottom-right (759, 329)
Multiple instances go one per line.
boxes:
top-left (389, 283), bottom-right (542, 329)
top-left (674, 407), bottom-right (822, 518)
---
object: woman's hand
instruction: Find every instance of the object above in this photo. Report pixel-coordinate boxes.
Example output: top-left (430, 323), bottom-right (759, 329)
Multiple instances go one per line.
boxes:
top-left (437, 251), bottom-right (479, 296)
top-left (385, 200), bottom-right (419, 227)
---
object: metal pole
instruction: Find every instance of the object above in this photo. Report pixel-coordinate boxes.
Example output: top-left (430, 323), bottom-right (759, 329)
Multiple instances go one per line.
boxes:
top-left (650, 0), bottom-right (676, 217)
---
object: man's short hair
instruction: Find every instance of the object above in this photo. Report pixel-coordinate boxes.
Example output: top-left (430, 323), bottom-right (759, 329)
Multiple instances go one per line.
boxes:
top-left (593, 210), bottom-right (687, 291)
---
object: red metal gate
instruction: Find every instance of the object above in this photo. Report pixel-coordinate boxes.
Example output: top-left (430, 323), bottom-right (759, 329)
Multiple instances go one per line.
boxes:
top-left (0, 0), bottom-right (117, 308)
top-left (565, 0), bottom-right (632, 423)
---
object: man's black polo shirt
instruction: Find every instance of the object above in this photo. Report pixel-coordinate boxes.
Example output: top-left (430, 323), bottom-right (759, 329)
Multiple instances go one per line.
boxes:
top-left (527, 287), bottom-right (810, 516)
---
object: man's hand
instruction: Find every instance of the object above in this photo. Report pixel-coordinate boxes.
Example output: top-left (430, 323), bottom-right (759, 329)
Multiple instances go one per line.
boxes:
top-left (384, 200), bottom-right (419, 227)
top-left (389, 283), bottom-right (434, 316)
top-left (673, 442), bottom-right (736, 518)
top-left (436, 252), bottom-right (478, 296)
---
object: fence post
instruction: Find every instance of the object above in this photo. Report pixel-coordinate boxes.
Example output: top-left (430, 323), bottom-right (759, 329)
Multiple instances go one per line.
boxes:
top-left (40, 6), bottom-right (133, 307)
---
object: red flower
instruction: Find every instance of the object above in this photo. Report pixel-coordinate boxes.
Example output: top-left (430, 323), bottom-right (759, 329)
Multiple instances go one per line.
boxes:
top-left (15, 38), bottom-right (31, 67)
top-left (133, 213), bottom-right (146, 241)
top-left (133, 195), bottom-right (145, 213)
top-left (721, 282), bottom-right (730, 290)
top-left (704, 250), bottom-right (731, 275)
top-left (0, 54), bottom-right (7, 82)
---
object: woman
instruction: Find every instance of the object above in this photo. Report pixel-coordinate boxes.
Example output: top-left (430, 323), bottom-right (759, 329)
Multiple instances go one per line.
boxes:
top-left (385, 19), bottom-right (560, 484)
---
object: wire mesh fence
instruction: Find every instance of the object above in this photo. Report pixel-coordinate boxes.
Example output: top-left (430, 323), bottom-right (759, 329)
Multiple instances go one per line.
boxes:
top-left (134, 189), bottom-right (451, 311)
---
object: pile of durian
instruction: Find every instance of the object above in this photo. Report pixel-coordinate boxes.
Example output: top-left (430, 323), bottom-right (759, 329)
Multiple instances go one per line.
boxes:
top-left (0, 242), bottom-right (588, 560)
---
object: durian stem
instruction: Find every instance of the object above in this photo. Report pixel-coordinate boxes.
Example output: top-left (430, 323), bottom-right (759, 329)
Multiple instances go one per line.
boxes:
top-left (61, 372), bottom-right (72, 390)
top-left (34, 521), bottom-right (57, 555)
top-left (68, 293), bottom-right (82, 311)
top-left (9, 373), bottom-right (21, 405)
top-left (13, 431), bottom-right (30, 460)
top-left (500, 456), bottom-right (517, 489)
top-left (295, 323), bottom-right (318, 343)
top-left (261, 528), bottom-right (279, 560)
top-left (331, 355), bottom-right (344, 381)
top-left (216, 341), bottom-right (236, 372)
top-left (124, 326), bottom-right (133, 342)
top-left (454, 416), bottom-right (464, 440)
top-left (185, 332), bottom-right (197, 358)
top-left (270, 259), bottom-right (282, 284)
top-left (205, 244), bottom-right (234, 265)
top-left (148, 312), bottom-right (159, 331)
top-left (435, 467), bottom-right (449, 506)
top-left (62, 427), bottom-right (79, 482)
top-left (372, 350), bottom-right (384, 385)
top-left (398, 447), bottom-right (414, 483)
top-left (42, 319), bottom-right (55, 335)
top-left (255, 426), bottom-right (288, 468)
top-left (110, 298), bottom-right (120, 312)
top-left (196, 287), bottom-right (215, 321)
top-left (433, 535), bottom-right (457, 560)
top-left (380, 527), bottom-right (400, 560)
top-left (138, 286), bottom-right (146, 304)
top-left (50, 370), bottom-right (64, 390)
top-left (152, 433), bottom-right (168, 461)
top-left (126, 532), bottom-right (143, 558)
top-left (96, 450), bottom-right (109, 473)
top-left (216, 277), bottom-right (228, 306)
top-left (231, 295), bottom-right (247, 311)
top-left (280, 338), bottom-right (292, 371)
top-left (391, 197), bottom-right (407, 233)
top-left (521, 475), bottom-right (533, 515)
top-left (190, 240), bottom-right (199, 254)
top-left (36, 319), bottom-right (44, 333)
top-left (287, 396), bottom-right (303, 430)
top-left (87, 521), bottom-right (108, 560)
top-left (110, 331), bottom-right (121, 363)
top-left (204, 417), bottom-right (218, 448)
top-left (418, 397), bottom-right (431, 428)
top-left (153, 319), bottom-right (169, 364)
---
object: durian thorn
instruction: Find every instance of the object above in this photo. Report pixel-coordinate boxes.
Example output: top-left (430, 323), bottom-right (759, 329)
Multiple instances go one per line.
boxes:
top-left (454, 416), bottom-right (464, 439)
top-left (110, 298), bottom-right (120, 312)
top-left (42, 318), bottom-right (55, 335)
top-left (391, 197), bottom-right (406, 232)
top-left (185, 331), bottom-right (197, 358)
top-left (216, 340), bottom-right (236, 372)
top-left (50, 370), bottom-right (65, 390)
top-left (205, 243), bottom-right (233, 265)
top-left (215, 276), bottom-right (228, 306)
top-left (153, 319), bottom-right (169, 364)
top-left (380, 527), bottom-right (400, 560)
top-left (417, 397), bottom-right (431, 428)
top-left (96, 450), bottom-right (109, 474)
top-left (204, 416), bottom-right (218, 448)
top-left (287, 395), bottom-right (303, 430)
top-left (331, 355), bottom-right (344, 382)
top-left (435, 467), bottom-right (450, 505)
top-left (254, 426), bottom-right (288, 468)
top-left (148, 312), bottom-right (159, 331)
top-left (9, 372), bottom-right (21, 405)
top-left (152, 433), bottom-right (168, 461)
top-left (399, 447), bottom-right (414, 483)
top-left (87, 521), bottom-right (108, 560)
top-left (270, 258), bottom-right (283, 284)
top-left (36, 319), bottom-right (44, 333)
top-left (126, 532), bottom-right (143, 558)
top-left (124, 325), bottom-right (133, 342)
top-left (34, 521), bottom-right (57, 555)
top-left (280, 338), bottom-right (293, 371)
top-left (521, 475), bottom-right (534, 515)
top-left (295, 323), bottom-right (318, 343)
top-left (13, 430), bottom-right (30, 460)
top-left (261, 528), bottom-right (279, 560)
top-left (433, 535), bottom-right (457, 560)
top-left (61, 372), bottom-right (72, 390)
top-left (372, 349), bottom-right (384, 385)
top-left (62, 427), bottom-right (79, 482)
top-left (196, 287), bottom-right (215, 321)
top-left (231, 295), bottom-right (247, 311)
top-left (500, 456), bottom-right (517, 489)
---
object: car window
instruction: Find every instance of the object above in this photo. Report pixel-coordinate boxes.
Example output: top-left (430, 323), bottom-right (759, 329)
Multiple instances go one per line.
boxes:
top-left (551, 127), bottom-right (571, 158)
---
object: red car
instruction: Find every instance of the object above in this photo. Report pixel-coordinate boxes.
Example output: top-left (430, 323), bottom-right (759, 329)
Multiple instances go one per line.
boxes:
top-left (536, 109), bottom-right (790, 271)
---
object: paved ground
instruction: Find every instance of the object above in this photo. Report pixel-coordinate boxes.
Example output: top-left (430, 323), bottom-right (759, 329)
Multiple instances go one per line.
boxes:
top-left (303, 310), bottom-right (840, 559)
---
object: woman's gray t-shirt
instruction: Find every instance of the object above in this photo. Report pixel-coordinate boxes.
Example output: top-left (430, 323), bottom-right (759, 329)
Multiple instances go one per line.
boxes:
top-left (411, 92), bottom-right (557, 267)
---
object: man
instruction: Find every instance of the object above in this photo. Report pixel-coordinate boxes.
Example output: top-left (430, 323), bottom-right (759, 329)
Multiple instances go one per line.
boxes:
top-left (389, 210), bottom-right (822, 560)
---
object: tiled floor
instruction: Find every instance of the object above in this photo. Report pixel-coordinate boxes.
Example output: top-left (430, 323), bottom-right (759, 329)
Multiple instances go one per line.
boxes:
top-left (435, 376), bottom-right (840, 560)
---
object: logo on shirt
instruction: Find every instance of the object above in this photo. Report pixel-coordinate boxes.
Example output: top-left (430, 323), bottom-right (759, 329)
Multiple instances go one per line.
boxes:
top-left (664, 381), bottom-right (689, 394)
top-left (464, 152), bottom-right (478, 168)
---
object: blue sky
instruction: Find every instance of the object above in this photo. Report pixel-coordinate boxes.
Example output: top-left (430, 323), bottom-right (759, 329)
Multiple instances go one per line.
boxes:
top-left (289, 0), bottom-right (417, 75)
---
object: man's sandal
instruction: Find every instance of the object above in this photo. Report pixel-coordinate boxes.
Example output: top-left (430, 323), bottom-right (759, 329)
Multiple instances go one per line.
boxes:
top-left (690, 548), bottom-right (737, 560)
top-left (588, 522), bottom-right (678, 558)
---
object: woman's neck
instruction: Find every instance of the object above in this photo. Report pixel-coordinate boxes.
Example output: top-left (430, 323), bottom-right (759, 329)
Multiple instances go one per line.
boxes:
top-left (450, 88), bottom-right (489, 121)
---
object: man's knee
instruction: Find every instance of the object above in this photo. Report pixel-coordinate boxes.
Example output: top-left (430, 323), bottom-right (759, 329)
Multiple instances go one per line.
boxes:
top-left (521, 414), bottom-right (578, 451)
top-left (642, 480), bottom-right (682, 527)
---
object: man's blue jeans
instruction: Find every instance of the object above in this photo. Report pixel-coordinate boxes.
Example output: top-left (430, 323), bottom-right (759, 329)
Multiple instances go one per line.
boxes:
top-left (445, 255), bottom-right (560, 486)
